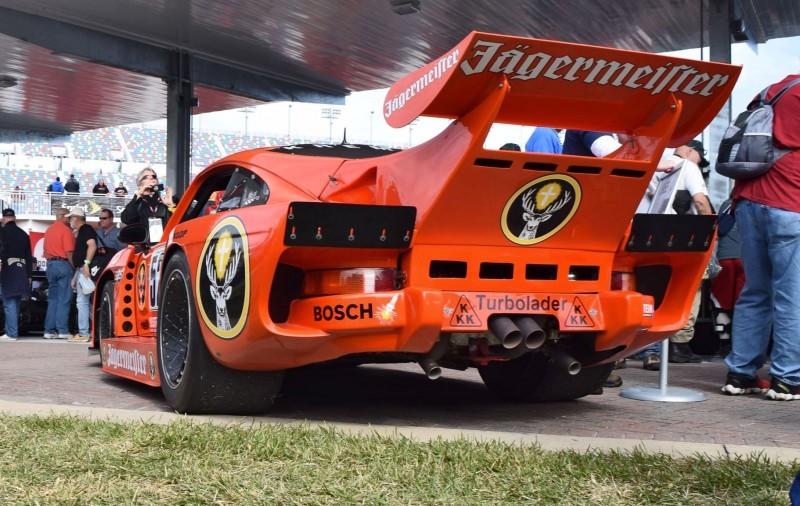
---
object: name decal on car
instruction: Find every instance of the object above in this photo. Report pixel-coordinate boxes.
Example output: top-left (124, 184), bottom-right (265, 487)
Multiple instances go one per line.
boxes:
top-left (314, 303), bottom-right (374, 321)
top-left (196, 216), bottom-right (250, 339)
top-left (501, 175), bottom-right (581, 245)
top-left (460, 39), bottom-right (731, 97)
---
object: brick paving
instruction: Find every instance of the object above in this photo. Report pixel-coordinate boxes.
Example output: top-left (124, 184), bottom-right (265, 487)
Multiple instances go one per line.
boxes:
top-left (0, 338), bottom-right (797, 449)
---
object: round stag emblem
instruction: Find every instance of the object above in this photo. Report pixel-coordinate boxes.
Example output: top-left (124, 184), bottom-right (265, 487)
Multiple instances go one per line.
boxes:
top-left (501, 175), bottom-right (581, 245)
top-left (196, 216), bottom-right (250, 339)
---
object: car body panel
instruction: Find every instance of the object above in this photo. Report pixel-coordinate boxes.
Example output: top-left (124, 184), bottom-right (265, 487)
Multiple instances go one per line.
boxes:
top-left (92, 32), bottom-right (738, 399)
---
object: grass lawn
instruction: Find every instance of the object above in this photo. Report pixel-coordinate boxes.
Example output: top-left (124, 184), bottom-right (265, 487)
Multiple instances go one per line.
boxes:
top-left (0, 414), bottom-right (796, 504)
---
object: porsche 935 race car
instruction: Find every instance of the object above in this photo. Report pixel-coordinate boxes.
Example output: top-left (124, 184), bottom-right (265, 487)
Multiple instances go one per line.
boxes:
top-left (92, 31), bottom-right (740, 414)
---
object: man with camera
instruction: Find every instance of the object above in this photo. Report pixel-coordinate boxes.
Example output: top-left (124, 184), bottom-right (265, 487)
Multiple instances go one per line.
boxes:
top-left (121, 167), bottom-right (178, 242)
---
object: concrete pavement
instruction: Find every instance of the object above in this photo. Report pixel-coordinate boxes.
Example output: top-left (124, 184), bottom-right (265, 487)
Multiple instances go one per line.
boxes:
top-left (1, 337), bottom-right (798, 462)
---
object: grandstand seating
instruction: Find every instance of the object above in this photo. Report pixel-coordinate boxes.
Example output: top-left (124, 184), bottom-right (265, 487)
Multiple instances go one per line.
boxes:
top-left (120, 126), bottom-right (167, 164)
top-left (6, 127), bottom-right (386, 198)
top-left (191, 132), bottom-right (223, 168)
top-left (72, 128), bottom-right (122, 160)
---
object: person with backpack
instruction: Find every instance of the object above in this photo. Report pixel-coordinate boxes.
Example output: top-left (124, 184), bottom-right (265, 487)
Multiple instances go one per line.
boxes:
top-left (721, 73), bottom-right (800, 401)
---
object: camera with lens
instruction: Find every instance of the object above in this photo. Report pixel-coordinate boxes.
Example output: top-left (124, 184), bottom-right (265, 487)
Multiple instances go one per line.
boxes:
top-left (152, 183), bottom-right (165, 192)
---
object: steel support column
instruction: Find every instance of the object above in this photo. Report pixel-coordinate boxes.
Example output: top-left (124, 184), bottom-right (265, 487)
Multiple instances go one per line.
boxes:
top-left (166, 50), bottom-right (193, 195)
top-left (708, 0), bottom-right (734, 200)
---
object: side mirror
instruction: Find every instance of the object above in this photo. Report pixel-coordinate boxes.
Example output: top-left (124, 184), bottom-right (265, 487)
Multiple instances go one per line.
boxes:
top-left (118, 223), bottom-right (149, 245)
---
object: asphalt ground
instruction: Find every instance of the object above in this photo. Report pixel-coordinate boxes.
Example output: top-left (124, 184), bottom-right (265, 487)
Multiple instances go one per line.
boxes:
top-left (1, 337), bottom-right (798, 462)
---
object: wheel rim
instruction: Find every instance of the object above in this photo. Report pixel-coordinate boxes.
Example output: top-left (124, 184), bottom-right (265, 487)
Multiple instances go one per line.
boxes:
top-left (160, 269), bottom-right (191, 389)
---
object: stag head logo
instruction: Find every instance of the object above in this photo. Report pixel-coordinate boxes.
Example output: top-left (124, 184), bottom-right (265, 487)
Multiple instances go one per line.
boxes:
top-left (197, 217), bottom-right (251, 339)
top-left (501, 175), bottom-right (581, 245)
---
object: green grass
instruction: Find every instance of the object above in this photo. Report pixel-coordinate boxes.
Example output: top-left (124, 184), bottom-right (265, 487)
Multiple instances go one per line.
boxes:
top-left (0, 414), bottom-right (795, 505)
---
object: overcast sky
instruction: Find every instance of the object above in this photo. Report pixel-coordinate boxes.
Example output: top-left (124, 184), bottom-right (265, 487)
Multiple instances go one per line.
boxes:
top-left (177, 35), bottom-right (799, 150)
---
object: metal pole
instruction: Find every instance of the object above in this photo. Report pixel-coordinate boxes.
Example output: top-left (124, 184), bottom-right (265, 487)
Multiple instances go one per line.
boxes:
top-left (620, 339), bottom-right (706, 402)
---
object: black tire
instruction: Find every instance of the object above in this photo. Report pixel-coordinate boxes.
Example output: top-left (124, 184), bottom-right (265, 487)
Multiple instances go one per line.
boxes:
top-left (478, 350), bottom-right (613, 402)
top-left (95, 282), bottom-right (115, 363)
top-left (157, 252), bottom-right (284, 415)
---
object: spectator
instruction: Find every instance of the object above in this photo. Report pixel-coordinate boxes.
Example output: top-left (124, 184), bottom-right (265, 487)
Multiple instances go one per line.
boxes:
top-left (710, 198), bottom-right (742, 359)
top-left (0, 209), bottom-right (31, 341)
top-left (47, 177), bottom-right (64, 193)
top-left (723, 73), bottom-right (800, 401)
top-left (114, 182), bottom-right (128, 197)
top-left (92, 179), bottom-right (110, 195)
top-left (65, 208), bottom-right (96, 343)
top-left (499, 143), bottom-right (521, 151)
top-left (42, 208), bottom-right (75, 339)
top-left (121, 167), bottom-right (177, 241)
top-left (96, 208), bottom-right (124, 252)
top-left (525, 127), bottom-right (562, 154)
top-left (64, 174), bottom-right (80, 194)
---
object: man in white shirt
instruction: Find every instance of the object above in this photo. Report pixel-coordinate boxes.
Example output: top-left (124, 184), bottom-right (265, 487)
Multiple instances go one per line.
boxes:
top-left (636, 140), bottom-right (712, 367)
top-left (638, 141), bottom-right (712, 216)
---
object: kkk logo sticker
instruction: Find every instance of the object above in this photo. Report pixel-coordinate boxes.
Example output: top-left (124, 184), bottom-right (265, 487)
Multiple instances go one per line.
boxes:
top-left (196, 216), bottom-right (250, 339)
top-left (501, 175), bottom-right (581, 245)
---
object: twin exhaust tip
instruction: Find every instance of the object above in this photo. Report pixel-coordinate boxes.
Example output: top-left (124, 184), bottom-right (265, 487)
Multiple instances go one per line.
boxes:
top-left (418, 316), bottom-right (581, 380)
top-left (489, 316), bottom-right (547, 350)
top-left (489, 315), bottom-right (581, 375)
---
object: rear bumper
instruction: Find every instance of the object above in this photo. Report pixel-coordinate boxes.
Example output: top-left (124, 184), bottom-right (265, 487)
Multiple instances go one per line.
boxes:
top-left (212, 288), bottom-right (661, 369)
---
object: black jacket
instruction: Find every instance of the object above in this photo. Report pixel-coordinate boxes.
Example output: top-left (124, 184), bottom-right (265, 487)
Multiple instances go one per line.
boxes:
top-left (0, 221), bottom-right (32, 298)
top-left (121, 193), bottom-right (170, 228)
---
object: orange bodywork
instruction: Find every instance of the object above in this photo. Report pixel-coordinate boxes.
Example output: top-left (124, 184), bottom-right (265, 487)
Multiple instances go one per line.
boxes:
top-left (94, 32), bottom-right (739, 388)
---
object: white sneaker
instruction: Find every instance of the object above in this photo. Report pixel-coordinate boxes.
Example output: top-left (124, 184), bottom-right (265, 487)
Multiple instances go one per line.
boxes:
top-left (0, 334), bottom-right (17, 341)
top-left (57, 333), bottom-right (72, 340)
top-left (43, 332), bottom-right (57, 339)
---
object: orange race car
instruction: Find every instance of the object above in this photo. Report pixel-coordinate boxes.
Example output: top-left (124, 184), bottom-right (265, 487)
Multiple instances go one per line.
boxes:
top-left (92, 31), bottom-right (740, 414)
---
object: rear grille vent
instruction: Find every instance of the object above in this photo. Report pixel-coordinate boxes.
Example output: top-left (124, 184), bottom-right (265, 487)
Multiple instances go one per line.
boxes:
top-left (526, 264), bottom-right (558, 280)
top-left (523, 162), bottom-right (558, 172)
top-left (569, 265), bottom-right (599, 281)
top-left (474, 158), bottom-right (513, 168)
top-left (429, 260), bottom-right (467, 278)
top-left (479, 262), bottom-right (514, 279)
top-left (567, 165), bottom-right (602, 174)
top-left (611, 168), bottom-right (646, 178)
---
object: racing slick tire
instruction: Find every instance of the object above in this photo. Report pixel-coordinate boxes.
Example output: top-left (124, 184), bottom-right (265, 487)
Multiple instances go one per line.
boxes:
top-left (478, 350), bottom-right (613, 402)
top-left (157, 252), bottom-right (284, 415)
top-left (95, 281), bottom-right (115, 364)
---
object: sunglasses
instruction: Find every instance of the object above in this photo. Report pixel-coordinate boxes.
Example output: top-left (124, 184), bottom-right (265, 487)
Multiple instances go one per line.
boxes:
top-left (99, 216), bottom-right (111, 220)
top-left (140, 174), bottom-right (157, 182)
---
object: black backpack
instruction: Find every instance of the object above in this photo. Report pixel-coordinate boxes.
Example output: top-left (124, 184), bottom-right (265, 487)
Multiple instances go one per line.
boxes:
top-left (716, 78), bottom-right (800, 181)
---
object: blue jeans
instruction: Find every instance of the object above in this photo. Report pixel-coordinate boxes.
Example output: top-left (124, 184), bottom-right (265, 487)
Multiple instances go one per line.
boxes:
top-left (74, 271), bottom-right (92, 337)
top-left (3, 295), bottom-right (20, 338)
top-left (44, 260), bottom-right (74, 335)
top-left (726, 199), bottom-right (800, 386)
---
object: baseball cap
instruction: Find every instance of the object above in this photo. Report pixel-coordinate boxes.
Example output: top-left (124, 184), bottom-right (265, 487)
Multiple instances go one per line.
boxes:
top-left (2, 208), bottom-right (15, 217)
top-left (65, 208), bottom-right (86, 218)
top-left (686, 140), bottom-right (710, 168)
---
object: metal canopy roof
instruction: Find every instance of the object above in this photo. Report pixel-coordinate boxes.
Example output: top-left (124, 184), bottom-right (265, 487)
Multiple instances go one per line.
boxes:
top-left (0, 0), bottom-right (798, 140)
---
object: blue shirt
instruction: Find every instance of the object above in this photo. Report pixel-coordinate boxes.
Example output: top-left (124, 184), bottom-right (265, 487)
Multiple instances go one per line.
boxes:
top-left (525, 128), bottom-right (562, 154)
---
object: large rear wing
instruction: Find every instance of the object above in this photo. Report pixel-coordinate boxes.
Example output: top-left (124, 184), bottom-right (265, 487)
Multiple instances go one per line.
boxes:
top-left (383, 32), bottom-right (740, 146)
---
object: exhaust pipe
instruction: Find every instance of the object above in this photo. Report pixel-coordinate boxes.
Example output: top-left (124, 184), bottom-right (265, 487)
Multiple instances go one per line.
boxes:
top-left (419, 356), bottom-right (442, 380)
top-left (546, 347), bottom-right (582, 375)
top-left (418, 335), bottom-right (449, 380)
top-left (512, 316), bottom-right (547, 350)
top-left (489, 316), bottom-right (522, 349)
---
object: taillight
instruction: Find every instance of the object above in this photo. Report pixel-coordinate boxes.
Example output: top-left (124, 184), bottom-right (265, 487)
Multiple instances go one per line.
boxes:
top-left (303, 268), bottom-right (400, 296)
top-left (611, 271), bottom-right (635, 291)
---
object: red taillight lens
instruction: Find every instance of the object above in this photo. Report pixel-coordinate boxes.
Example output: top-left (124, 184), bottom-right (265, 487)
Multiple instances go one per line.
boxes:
top-left (303, 268), bottom-right (399, 296)
top-left (611, 271), bottom-right (635, 291)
